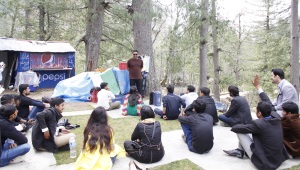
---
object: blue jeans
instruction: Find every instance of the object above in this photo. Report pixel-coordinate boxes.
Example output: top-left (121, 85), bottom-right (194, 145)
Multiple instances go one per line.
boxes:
top-left (0, 141), bottom-right (31, 167)
top-left (218, 114), bottom-right (233, 124)
top-left (154, 108), bottom-right (163, 118)
top-left (28, 106), bottom-right (44, 119)
top-left (181, 123), bottom-right (196, 152)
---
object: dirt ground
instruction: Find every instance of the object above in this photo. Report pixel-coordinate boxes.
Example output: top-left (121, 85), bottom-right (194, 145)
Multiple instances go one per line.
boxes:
top-left (2, 88), bottom-right (93, 112)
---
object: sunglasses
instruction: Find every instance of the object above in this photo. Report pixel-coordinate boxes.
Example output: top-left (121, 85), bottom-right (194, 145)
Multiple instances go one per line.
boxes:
top-left (133, 54), bottom-right (138, 56)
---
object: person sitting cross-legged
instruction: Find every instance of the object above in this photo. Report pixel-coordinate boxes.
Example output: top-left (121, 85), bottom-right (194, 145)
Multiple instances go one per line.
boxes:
top-left (32, 98), bottom-right (75, 153)
top-left (154, 85), bottom-right (186, 120)
top-left (223, 101), bottom-right (289, 170)
top-left (178, 97), bottom-right (214, 154)
top-left (97, 82), bottom-right (121, 111)
top-left (124, 106), bottom-right (165, 163)
top-left (218, 85), bottom-right (252, 127)
top-left (0, 104), bottom-right (31, 167)
top-left (122, 86), bottom-right (143, 116)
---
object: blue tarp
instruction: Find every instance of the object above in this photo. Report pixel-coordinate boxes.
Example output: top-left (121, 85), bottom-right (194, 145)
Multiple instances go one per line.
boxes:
top-left (112, 68), bottom-right (130, 95)
top-left (52, 72), bottom-right (102, 102)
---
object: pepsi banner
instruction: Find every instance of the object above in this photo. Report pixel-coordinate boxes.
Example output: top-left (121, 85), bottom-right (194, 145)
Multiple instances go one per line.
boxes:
top-left (30, 53), bottom-right (69, 69)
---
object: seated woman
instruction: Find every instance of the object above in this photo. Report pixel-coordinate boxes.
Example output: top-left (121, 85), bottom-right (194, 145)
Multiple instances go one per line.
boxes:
top-left (73, 107), bottom-right (126, 170)
top-left (122, 86), bottom-right (143, 116)
top-left (124, 106), bottom-right (165, 163)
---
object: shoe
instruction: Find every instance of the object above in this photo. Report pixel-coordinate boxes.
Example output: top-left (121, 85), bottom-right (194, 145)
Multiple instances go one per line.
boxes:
top-left (223, 149), bottom-right (244, 159)
top-left (220, 121), bottom-right (231, 127)
top-left (181, 134), bottom-right (186, 143)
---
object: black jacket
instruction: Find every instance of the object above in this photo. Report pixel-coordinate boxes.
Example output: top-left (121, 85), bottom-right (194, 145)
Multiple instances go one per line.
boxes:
top-left (178, 113), bottom-right (214, 154)
top-left (18, 94), bottom-right (45, 119)
top-left (224, 96), bottom-right (252, 126)
top-left (185, 96), bottom-right (218, 124)
top-left (232, 117), bottom-right (289, 170)
top-left (0, 116), bottom-right (28, 153)
top-left (32, 107), bottom-right (62, 152)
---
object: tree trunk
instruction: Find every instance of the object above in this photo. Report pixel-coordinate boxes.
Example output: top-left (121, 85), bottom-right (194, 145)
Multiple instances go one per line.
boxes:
top-left (85, 0), bottom-right (105, 71)
top-left (132, 0), bottom-right (159, 92)
top-left (25, 0), bottom-right (32, 39)
top-left (234, 13), bottom-right (242, 82)
top-left (9, 6), bottom-right (18, 38)
top-left (199, 0), bottom-right (209, 88)
top-left (38, 1), bottom-right (46, 41)
top-left (211, 0), bottom-right (220, 101)
top-left (291, 0), bottom-right (299, 96)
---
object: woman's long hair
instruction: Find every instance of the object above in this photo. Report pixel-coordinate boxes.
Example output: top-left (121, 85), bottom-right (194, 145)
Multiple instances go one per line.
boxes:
top-left (82, 106), bottom-right (113, 154)
top-left (128, 86), bottom-right (140, 106)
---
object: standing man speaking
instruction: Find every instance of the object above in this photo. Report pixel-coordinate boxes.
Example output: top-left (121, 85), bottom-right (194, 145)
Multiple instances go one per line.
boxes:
top-left (127, 50), bottom-right (143, 96)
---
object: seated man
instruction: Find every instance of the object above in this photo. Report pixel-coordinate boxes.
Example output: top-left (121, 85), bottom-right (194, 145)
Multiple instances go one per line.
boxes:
top-left (97, 82), bottom-right (120, 111)
top-left (223, 101), bottom-right (289, 170)
top-left (154, 85), bottom-right (186, 120)
top-left (218, 85), bottom-right (252, 127)
top-left (32, 98), bottom-right (75, 153)
top-left (180, 85), bottom-right (198, 107)
top-left (178, 98), bottom-right (213, 154)
top-left (281, 102), bottom-right (300, 158)
top-left (185, 87), bottom-right (218, 124)
top-left (0, 104), bottom-right (31, 167)
top-left (17, 84), bottom-right (49, 120)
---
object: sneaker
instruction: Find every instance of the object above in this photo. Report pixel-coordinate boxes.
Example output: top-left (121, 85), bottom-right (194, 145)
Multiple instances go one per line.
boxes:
top-left (181, 134), bottom-right (186, 143)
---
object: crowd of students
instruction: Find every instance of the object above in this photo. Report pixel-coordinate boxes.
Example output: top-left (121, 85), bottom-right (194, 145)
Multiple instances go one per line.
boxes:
top-left (0, 84), bottom-right (75, 167)
top-left (0, 68), bottom-right (299, 170)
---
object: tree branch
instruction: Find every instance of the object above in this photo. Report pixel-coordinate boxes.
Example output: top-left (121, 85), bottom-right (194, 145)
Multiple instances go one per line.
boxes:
top-left (102, 33), bottom-right (132, 50)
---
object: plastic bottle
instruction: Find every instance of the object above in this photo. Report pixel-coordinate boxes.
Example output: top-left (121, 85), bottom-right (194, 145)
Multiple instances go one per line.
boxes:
top-left (69, 136), bottom-right (76, 158)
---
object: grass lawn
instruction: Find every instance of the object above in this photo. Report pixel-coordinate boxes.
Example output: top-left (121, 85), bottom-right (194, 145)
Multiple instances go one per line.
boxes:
top-left (54, 115), bottom-right (181, 165)
top-left (149, 159), bottom-right (203, 170)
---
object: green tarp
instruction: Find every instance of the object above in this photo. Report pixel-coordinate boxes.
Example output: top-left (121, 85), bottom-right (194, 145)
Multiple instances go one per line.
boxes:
top-left (100, 68), bottom-right (120, 95)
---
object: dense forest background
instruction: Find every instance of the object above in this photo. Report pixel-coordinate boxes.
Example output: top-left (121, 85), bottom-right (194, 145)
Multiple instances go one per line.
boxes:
top-left (0, 0), bottom-right (298, 100)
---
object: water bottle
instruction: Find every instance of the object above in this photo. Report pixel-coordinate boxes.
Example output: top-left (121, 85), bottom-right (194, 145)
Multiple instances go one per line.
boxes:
top-left (69, 136), bottom-right (76, 158)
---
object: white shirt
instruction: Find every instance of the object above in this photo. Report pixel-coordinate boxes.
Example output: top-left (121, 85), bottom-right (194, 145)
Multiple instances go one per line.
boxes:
top-left (180, 92), bottom-right (198, 107)
top-left (97, 89), bottom-right (116, 110)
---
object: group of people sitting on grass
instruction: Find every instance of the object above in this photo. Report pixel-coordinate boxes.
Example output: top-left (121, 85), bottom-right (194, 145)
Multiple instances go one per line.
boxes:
top-left (1, 68), bottom-right (300, 170)
top-left (81, 68), bottom-right (299, 170)
top-left (0, 84), bottom-right (75, 167)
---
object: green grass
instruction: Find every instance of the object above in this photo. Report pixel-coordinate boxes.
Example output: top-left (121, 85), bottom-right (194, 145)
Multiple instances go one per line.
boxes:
top-left (54, 115), bottom-right (181, 165)
top-left (286, 165), bottom-right (300, 170)
top-left (150, 159), bottom-right (203, 170)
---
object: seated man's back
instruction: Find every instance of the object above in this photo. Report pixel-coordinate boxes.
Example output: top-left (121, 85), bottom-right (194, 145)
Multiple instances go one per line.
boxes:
top-left (178, 98), bottom-right (214, 154)
top-left (154, 85), bottom-right (186, 120)
top-left (164, 93), bottom-right (185, 120)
